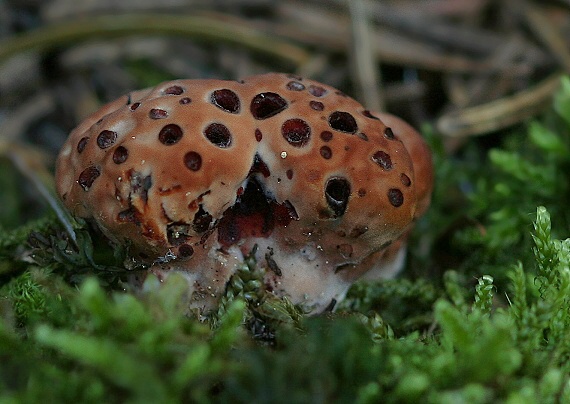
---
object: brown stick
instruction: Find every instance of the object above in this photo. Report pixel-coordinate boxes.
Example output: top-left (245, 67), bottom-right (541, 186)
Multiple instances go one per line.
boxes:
top-left (0, 14), bottom-right (311, 67)
top-left (437, 73), bottom-right (563, 137)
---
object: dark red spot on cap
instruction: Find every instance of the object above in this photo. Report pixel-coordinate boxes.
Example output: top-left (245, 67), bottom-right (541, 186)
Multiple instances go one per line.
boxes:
top-left (149, 108), bottom-right (168, 119)
top-left (159, 124), bottom-right (183, 145)
top-left (309, 85), bottom-right (327, 97)
top-left (113, 146), bottom-right (128, 164)
top-left (211, 89), bottom-right (241, 113)
top-left (320, 131), bottom-right (333, 142)
top-left (179, 97), bottom-right (192, 105)
top-left (255, 129), bottom-right (263, 142)
top-left (310, 101), bottom-right (324, 111)
top-left (358, 188), bottom-right (366, 197)
top-left (184, 151), bottom-right (202, 171)
top-left (250, 92), bottom-right (288, 119)
top-left (329, 111), bottom-right (358, 133)
top-left (204, 123), bottom-right (232, 148)
top-left (384, 127), bottom-right (395, 139)
top-left (164, 85), bottom-right (184, 95)
top-left (325, 177), bottom-right (351, 217)
top-left (388, 188), bottom-right (404, 207)
top-left (130, 102), bottom-right (141, 111)
top-left (78, 166), bottom-right (100, 191)
top-left (372, 151), bottom-right (392, 170)
top-left (282, 118), bottom-right (311, 147)
top-left (77, 137), bottom-right (89, 153)
top-left (320, 146), bottom-right (332, 159)
top-left (362, 110), bottom-right (379, 120)
top-left (97, 130), bottom-right (117, 149)
top-left (286, 81), bottom-right (305, 91)
top-left (286, 169), bottom-right (293, 180)
top-left (400, 173), bottom-right (411, 187)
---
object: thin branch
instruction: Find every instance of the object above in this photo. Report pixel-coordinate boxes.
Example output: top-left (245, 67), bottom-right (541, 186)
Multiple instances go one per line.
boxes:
top-left (437, 73), bottom-right (563, 137)
top-left (1, 141), bottom-right (78, 245)
top-left (347, 0), bottom-right (383, 111)
top-left (520, 0), bottom-right (570, 74)
top-left (0, 13), bottom-right (310, 67)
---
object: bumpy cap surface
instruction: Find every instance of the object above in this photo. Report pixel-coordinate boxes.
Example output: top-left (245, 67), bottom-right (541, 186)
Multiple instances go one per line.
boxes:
top-left (56, 73), bottom-right (433, 313)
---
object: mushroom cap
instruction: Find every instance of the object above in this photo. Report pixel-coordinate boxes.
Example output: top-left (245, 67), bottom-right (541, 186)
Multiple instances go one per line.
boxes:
top-left (56, 73), bottom-right (433, 313)
top-left (375, 112), bottom-right (433, 219)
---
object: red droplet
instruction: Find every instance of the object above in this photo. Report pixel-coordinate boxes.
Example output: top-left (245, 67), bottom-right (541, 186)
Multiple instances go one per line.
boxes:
top-left (250, 92), bottom-right (288, 119)
top-left (329, 111), bottom-right (358, 133)
top-left (77, 136), bottom-right (89, 153)
top-left (286, 81), bottom-right (305, 91)
top-left (372, 151), bottom-right (392, 170)
top-left (320, 131), bottom-right (333, 142)
top-left (78, 166), bottom-right (100, 191)
top-left (159, 124), bottom-right (184, 145)
top-left (184, 151), bottom-right (202, 171)
top-left (113, 146), bottom-right (129, 164)
top-left (388, 188), bottom-right (404, 207)
top-left (320, 146), bottom-right (332, 159)
top-left (164, 85), bottom-right (184, 95)
top-left (97, 130), bottom-right (117, 149)
top-left (255, 129), bottom-right (263, 142)
top-left (282, 118), bottom-right (311, 147)
top-left (204, 123), bottom-right (232, 148)
top-left (309, 85), bottom-right (327, 97)
top-left (310, 101), bottom-right (324, 111)
top-left (211, 89), bottom-right (241, 113)
top-left (149, 108), bottom-right (168, 119)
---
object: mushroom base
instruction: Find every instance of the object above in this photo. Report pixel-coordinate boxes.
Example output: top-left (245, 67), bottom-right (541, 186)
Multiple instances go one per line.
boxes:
top-left (122, 173), bottom-right (412, 316)
top-left (125, 231), bottom-right (409, 316)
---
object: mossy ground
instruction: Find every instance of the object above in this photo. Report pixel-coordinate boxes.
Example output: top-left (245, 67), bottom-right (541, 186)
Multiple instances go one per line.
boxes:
top-left (1, 79), bottom-right (570, 403)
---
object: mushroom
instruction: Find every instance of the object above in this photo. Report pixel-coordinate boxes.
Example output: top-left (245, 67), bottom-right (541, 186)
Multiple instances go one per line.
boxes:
top-left (56, 72), bottom-right (433, 314)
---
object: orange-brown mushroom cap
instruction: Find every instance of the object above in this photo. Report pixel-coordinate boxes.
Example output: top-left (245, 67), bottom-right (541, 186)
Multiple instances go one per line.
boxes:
top-left (56, 73), bottom-right (434, 314)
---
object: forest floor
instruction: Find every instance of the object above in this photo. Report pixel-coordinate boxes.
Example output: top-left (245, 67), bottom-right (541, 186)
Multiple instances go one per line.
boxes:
top-left (1, 1), bottom-right (570, 402)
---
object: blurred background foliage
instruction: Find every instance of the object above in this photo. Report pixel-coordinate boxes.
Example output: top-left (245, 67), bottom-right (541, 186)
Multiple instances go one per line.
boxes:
top-left (1, 0), bottom-right (570, 402)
